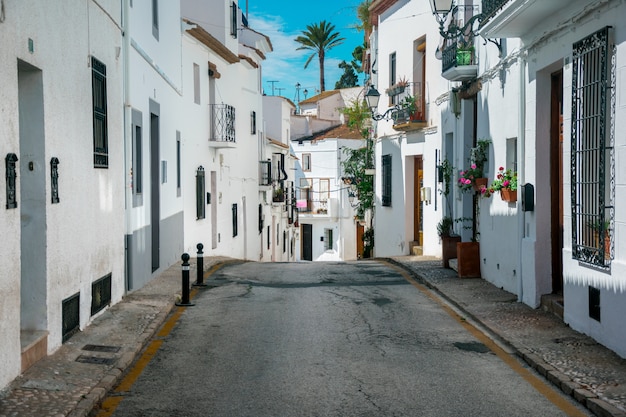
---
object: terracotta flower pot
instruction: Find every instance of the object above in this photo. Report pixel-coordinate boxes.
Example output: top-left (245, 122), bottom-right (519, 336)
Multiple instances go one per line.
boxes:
top-left (472, 177), bottom-right (488, 192)
top-left (456, 241), bottom-right (481, 278)
top-left (500, 188), bottom-right (517, 202)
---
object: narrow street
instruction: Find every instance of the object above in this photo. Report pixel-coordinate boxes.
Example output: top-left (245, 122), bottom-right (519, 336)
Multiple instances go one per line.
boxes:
top-left (94, 261), bottom-right (590, 417)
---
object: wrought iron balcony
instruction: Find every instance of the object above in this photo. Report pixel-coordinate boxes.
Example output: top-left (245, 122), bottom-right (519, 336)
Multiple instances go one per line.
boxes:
top-left (297, 199), bottom-right (331, 215)
top-left (209, 104), bottom-right (236, 147)
top-left (441, 40), bottom-right (478, 82)
top-left (391, 82), bottom-right (428, 131)
top-left (479, 0), bottom-right (571, 38)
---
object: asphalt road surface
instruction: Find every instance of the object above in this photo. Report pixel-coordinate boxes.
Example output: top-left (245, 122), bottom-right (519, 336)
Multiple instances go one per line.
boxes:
top-left (99, 261), bottom-right (590, 417)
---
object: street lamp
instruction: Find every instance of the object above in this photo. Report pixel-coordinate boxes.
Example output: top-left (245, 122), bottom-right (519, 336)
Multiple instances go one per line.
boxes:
top-left (364, 85), bottom-right (400, 121)
top-left (429, 0), bottom-right (482, 41)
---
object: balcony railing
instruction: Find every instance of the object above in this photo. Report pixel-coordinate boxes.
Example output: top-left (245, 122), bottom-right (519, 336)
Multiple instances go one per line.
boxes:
top-left (209, 104), bottom-right (236, 145)
top-left (297, 199), bottom-right (329, 215)
top-left (391, 82), bottom-right (427, 131)
top-left (480, 0), bottom-right (510, 25)
top-left (441, 40), bottom-right (478, 82)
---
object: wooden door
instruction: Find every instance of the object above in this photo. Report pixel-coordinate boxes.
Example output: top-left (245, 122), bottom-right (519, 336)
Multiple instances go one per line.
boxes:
top-left (414, 157), bottom-right (423, 245)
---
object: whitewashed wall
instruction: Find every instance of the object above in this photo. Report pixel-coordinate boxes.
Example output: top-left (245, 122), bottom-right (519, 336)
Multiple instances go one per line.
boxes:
top-left (0, 0), bottom-right (125, 389)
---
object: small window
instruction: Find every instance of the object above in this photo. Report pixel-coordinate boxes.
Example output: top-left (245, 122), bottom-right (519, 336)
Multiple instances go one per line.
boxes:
top-left (319, 179), bottom-right (330, 201)
top-left (382, 154), bottom-right (392, 206)
top-left (196, 166), bottom-right (205, 220)
top-left (230, 1), bottom-right (238, 38)
top-left (91, 57), bottom-right (108, 168)
top-left (267, 225), bottom-right (270, 250)
top-left (389, 52), bottom-right (396, 87)
top-left (251, 111), bottom-right (257, 134)
top-left (283, 230), bottom-right (287, 253)
top-left (193, 63), bottom-right (200, 105)
top-left (302, 153), bottom-right (311, 171)
top-left (176, 132), bottom-right (181, 196)
top-left (324, 229), bottom-right (333, 251)
top-left (152, 0), bottom-right (159, 40)
top-left (232, 203), bottom-right (238, 237)
top-left (134, 125), bottom-right (143, 193)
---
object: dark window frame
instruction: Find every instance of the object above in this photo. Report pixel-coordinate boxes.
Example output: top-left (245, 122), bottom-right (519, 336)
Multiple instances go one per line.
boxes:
top-left (232, 203), bottom-right (238, 237)
top-left (382, 154), bottom-right (392, 206)
top-left (571, 26), bottom-right (613, 267)
top-left (91, 57), bottom-right (108, 168)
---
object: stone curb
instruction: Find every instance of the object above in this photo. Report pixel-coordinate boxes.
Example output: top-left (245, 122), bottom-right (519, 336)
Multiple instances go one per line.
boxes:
top-left (69, 259), bottom-right (230, 417)
top-left (382, 257), bottom-right (625, 417)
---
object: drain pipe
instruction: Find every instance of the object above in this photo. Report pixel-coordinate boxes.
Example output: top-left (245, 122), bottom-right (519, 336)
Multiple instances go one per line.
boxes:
top-left (517, 51), bottom-right (527, 304)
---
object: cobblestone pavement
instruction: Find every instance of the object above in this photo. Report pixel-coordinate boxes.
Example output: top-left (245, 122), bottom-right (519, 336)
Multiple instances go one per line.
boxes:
top-left (1, 256), bottom-right (626, 416)
top-left (388, 255), bottom-right (626, 417)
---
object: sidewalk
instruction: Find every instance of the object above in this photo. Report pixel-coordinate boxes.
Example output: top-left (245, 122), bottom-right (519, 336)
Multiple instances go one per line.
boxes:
top-left (0, 256), bottom-right (234, 417)
top-left (388, 255), bottom-right (626, 417)
top-left (1, 256), bottom-right (626, 417)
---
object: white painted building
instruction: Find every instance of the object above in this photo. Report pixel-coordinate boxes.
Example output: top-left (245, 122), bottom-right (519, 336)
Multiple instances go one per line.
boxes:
top-left (291, 125), bottom-right (364, 261)
top-left (0, 0), bottom-right (125, 388)
top-left (369, 0), bottom-right (626, 358)
top-left (477, 0), bottom-right (626, 358)
top-left (180, 0), bottom-right (273, 262)
top-left (368, 0), bottom-right (448, 258)
top-left (123, 0), bottom-right (186, 291)
top-left (262, 95), bottom-right (299, 263)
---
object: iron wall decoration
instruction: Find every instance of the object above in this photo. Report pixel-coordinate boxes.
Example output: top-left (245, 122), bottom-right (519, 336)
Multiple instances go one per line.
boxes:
top-left (5, 153), bottom-right (18, 209)
top-left (50, 157), bottom-right (60, 204)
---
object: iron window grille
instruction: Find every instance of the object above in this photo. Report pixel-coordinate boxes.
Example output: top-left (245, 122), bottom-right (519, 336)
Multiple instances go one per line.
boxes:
top-left (91, 273), bottom-right (112, 316)
top-left (91, 57), bottom-right (108, 168)
top-left (209, 104), bottom-right (236, 143)
top-left (571, 26), bottom-right (614, 267)
top-left (196, 166), bottom-right (205, 220)
top-left (382, 154), bottom-right (392, 206)
top-left (251, 111), bottom-right (256, 134)
top-left (62, 292), bottom-right (80, 343)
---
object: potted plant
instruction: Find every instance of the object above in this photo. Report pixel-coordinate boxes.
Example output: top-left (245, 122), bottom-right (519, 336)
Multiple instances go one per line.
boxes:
top-left (438, 216), bottom-right (461, 268)
top-left (458, 164), bottom-right (487, 193)
top-left (488, 166), bottom-right (518, 202)
top-left (453, 217), bottom-right (480, 278)
top-left (272, 187), bottom-right (284, 202)
top-left (587, 219), bottom-right (611, 260)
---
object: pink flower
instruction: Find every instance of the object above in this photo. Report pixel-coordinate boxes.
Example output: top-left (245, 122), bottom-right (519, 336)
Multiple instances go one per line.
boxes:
top-left (502, 180), bottom-right (510, 188)
top-left (471, 164), bottom-right (477, 169)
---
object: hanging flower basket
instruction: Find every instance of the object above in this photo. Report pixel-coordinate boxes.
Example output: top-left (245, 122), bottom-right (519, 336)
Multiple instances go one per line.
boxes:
top-left (500, 188), bottom-right (517, 202)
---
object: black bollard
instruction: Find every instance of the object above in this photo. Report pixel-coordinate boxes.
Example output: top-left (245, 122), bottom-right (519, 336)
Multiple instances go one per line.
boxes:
top-left (175, 253), bottom-right (195, 307)
top-left (193, 243), bottom-right (207, 287)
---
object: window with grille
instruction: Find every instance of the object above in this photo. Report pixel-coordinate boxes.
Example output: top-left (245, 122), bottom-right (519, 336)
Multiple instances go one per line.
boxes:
top-left (382, 154), bottom-right (392, 206)
top-left (251, 111), bottom-right (256, 134)
top-left (91, 273), bottom-right (111, 316)
top-left (62, 292), bottom-right (80, 343)
top-left (230, 2), bottom-right (238, 38)
top-left (152, 0), bottom-right (159, 40)
top-left (196, 166), bottom-right (205, 220)
top-left (324, 229), bottom-right (333, 251)
top-left (302, 153), bottom-right (311, 171)
top-left (91, 57), bottom-right (108, 168)
top-left (571, 26), bottom-right (613, 267)
top-left (232, 203), bottom-right (238, 237)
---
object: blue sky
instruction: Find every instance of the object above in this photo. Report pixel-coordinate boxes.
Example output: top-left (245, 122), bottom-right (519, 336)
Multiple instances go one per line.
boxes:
top-left (247, 0), bottom-right (366, 104)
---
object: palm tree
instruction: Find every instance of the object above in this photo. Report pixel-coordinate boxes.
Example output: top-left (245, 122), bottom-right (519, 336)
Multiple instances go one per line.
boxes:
top-left (295, 20), bottom-right (345, 92)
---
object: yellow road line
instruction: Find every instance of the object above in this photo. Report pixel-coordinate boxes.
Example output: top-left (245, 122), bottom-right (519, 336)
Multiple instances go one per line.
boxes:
top-left (382, 261), bottom-right (587, 417)
top-left (94, 265), bottom-right (220, 417)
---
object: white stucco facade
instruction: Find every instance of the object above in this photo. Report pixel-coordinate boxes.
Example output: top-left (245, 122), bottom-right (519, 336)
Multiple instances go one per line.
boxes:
top-left (0, 0), bottom-right (125, 388)
top-left (370, 0), bottom-right (626, 359)
top-left (369, 0), bottom-right (448, 259)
